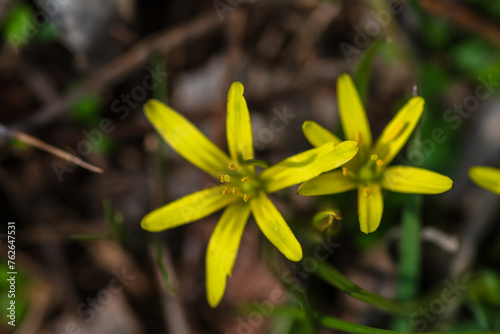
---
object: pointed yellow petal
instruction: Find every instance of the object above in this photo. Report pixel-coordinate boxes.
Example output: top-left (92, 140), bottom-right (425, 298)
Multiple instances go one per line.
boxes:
top-left (382, 166), bottom-right (453, 194)
top-left (141, 185), bottom-right (238, 232)
top-left (206, 202), bottom-right (250, 307)
top-left (358, 184), bottom-right (383, 234)
top-left (227, 82), bottom-right (254, 163)
top-left (302, 120), bottom-right (342, 147)
top-left (144, 99), bottom-right (231, 178)
top-left (337, 74), bottom-right (372, 150)
top-left (469, 166), bottom-right (500, 195)
top-left (372, 97), bottom-right (425, 165)
top-left (250, 192), bottom-right (302, 261)
top-left (298, 170), bottom-right (356, 196)
top-left (261, 141), bottom-right (359, 193)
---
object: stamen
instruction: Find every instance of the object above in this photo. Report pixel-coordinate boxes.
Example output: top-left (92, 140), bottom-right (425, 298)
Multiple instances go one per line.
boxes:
top-left (223, 187), bottom-right (229, 195)
top-left (355, 131), bottom-right (363, 147)
top-left (229, 163), bottom-right (237, 170)
top-left (376, 159), bottom-right (384, 166)
top-left (333, 210), bottom-right (342, 220)
top-left (241, 177), bottom-right (249, 182)
top-left (386, 122), bottom-right (406, 141)
top-left (342, 167), bottom-right (348, 177)
top-left (362, 187), bottom-right (372, 197)
top-left (220, 174), bottom-right (224, 183)
top-left (232, 188), bottom-right (238, 196)
top-left (243, 194), bottom-right (249, 202)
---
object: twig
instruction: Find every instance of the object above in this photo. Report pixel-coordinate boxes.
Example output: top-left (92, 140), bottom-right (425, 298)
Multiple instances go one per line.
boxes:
top-left (0, 124), bottom-right (103, 173)
top-left (17, 12), bottom-right (222, 131)
top-left (420, 0), bottom-right (500, 47)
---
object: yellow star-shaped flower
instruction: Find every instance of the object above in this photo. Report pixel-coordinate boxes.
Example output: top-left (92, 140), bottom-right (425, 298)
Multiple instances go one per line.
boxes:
top-left (141, 82), bottom-right (359, 307)
top-left (469, 166), bottom-right (500, 194)
top-left (298, 74), bottom-right (453, 234)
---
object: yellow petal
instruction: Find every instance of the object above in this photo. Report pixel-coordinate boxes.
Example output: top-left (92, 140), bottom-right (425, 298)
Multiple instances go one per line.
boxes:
top-left (261, 141), bottom-right (359, 193)
top-left (382, 166), bottom-right (453, 194)
top-left (302, 120), bottom-right (342, 147)
top-left (358, 184), bottom-right (383, 234)
top-left (250, 192), bottom-right (302, 261)
top-left (227, 82), bottom-right (254, 163)
top-left (298, 170), bottom-right (356, 196)
top-left (206, 202), bottom-right (250, 307)
top-left (144, 99), bottom-right (231, 178)
top-left (469, 166), bottom-right (500, 195)
top-left (337, 74), bottom-right (372, 151)
top-left (372, 97), bottom-right (425, 165)
top-left (141, 185), bottom-right (238, 232)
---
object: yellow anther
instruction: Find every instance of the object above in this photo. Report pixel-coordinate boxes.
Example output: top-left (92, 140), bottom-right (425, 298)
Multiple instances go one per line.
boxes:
top-left (376, 159), bottom-right (384, 166)
top-left (220, 175), bottom-right (224, 182)
top-left (362, 187), bottom-right (372, 197)
top-left (243, 194), bottom-right (249, 202)
top-left (355, 131), bottom-right (363, 146)
top-left (241, 177), bottom-right (250, 182)
top-left (229, 163), bottom-right (237, 170)
top-left (232, 188), bottom-right (238, 196)
top-left (223, 187), bottom-right (229, 195)
top-left (342, 167), bottom-right (348, 177)
top-left (386, 122), bottom-right (406, 141)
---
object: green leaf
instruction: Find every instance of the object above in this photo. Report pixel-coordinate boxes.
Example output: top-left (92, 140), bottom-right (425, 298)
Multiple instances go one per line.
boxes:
top-left (353, 39), bottom-right (384, 103)
top-left (2, 3), bottom-right (35, 50)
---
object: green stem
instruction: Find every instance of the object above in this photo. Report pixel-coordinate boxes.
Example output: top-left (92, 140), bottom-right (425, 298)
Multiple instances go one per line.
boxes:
top-left (397, 194), bottom-right (422, 300)
top-left (393, 193), bottom-right (422, 330)
top-left (393, 119), bottom-right (423, 330)
top-left (318, 314), bottom-right (500, 334)
top-left (315, 261), bottom-right (415, 317)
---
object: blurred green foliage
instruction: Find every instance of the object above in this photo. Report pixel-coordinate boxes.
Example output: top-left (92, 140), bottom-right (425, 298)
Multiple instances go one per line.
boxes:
top-left (1, 2), bottom-right (57, 50)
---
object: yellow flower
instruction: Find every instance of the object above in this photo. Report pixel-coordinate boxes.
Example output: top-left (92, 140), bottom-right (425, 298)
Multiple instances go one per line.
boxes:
top-left (141, 82), bottom-right (359, 307)
top-left (298, 74), bottom-right (453, 234)
top-left (469, 166), bottom-right (500, 194)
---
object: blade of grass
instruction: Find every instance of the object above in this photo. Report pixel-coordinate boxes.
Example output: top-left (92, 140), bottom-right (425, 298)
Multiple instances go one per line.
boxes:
top-left (315, 261), bottom-right (415, 317)
top-left (278, 307), bottom-right (500, 334)
top-left (353, 39), bottom-right (384, 103)
top-left (153, 242), bottom-right (175, 294)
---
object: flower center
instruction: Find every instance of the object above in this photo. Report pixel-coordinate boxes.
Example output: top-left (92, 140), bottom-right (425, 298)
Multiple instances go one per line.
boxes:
top-left (219, 163), bottom-right (260, 202)
top-left (342, 154), bottom-right (385, 189)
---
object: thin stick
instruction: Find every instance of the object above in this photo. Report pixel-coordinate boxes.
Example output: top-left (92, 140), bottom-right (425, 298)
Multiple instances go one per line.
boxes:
top-left (0, 124), bottom-right (103, 173)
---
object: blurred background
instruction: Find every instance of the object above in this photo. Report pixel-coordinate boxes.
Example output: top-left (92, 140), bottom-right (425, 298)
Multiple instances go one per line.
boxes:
top-left (1, 0), bottom-right (500, 333)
